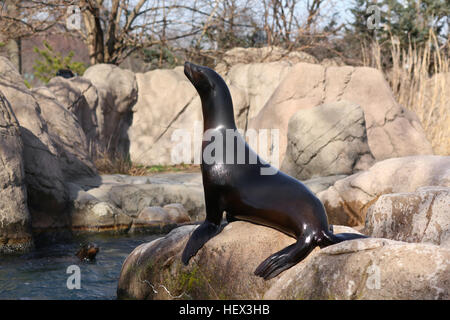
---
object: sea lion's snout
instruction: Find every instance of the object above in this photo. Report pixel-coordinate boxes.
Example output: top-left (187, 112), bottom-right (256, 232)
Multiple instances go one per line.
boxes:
top-left (76, 242), bottom-right (99, 261)
top-left (184, 61), bottom-right (191, 75)
top-left (184, 61), bottom-right (195, 82)
top-left (184, 61), bottom-right (211, 92)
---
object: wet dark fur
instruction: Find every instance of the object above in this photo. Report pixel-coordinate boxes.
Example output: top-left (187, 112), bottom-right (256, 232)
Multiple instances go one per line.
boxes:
top-left (181, 62), bottom-right (367, 280)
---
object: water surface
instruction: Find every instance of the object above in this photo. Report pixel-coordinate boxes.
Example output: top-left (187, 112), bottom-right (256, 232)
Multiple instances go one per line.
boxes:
top-left (0, 234), bottom-right (161, 300)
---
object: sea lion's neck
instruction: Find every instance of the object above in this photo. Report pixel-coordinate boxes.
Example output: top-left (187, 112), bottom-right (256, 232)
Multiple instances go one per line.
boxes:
top-left (201, 91), bottom-right (237, 131)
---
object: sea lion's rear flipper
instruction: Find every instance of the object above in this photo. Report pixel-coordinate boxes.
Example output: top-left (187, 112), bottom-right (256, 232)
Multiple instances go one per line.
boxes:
top-left (332, 233), bottom-right (368, 242)
top-left (182, 221), bottom-right (221, 265)
top-left (318, 231), bottom-right (368, 248)
top-left (254, 235), bottom-right (315, 280)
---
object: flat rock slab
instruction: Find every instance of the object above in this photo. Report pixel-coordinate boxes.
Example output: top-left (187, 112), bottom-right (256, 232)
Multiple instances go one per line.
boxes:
top-left (69, 172), bottom-right (204, 234)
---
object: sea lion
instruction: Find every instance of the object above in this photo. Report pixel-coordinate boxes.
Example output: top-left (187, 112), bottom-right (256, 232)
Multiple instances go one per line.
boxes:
top-left (56, 69), bottom-right (75, 79)
top-left (182, 62), bottom-right (367, 280)
top-left (76, 242), bottom-right (99, 261)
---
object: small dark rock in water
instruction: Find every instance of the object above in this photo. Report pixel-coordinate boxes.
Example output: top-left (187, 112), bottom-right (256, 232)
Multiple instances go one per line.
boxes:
top-left (56, 69), bottom-right (75, 78)
top-left (76, 242), bottom-right (99, 261)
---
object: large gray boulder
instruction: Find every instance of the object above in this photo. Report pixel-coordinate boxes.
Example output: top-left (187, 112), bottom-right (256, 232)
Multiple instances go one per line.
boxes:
top-left (365, 186), bottom-right (450, 247)
top-left (46, 76), bottom-right (100, 153)
top-left (0, 92), bottom-right (32, 253)
top-left (225, 62), bottom-right (292, 130)
top-left (0, 57), bottom-right (68, 220)
top-left (317, 155), bottom-right (450, 226)
top-left (249, 63), bottom-right (434, 165)
top-left (31, 87), bottom-right (97, 181)
top-left (129, 67), bottom-right (201, 166)
top-left (83, 64), bottom-right (138, 157)
top-left (117, 221), bottom-right (449, 300)
top-left (281, 101), bottom-right (375, 180)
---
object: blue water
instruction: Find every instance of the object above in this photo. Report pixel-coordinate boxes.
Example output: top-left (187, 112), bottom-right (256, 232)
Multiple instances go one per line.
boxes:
top-left (0, 234), bottom-right (161, 300)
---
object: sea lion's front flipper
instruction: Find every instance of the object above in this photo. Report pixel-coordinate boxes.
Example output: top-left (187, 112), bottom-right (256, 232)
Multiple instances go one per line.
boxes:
top-left (182, 220), bottom-right (221, 265)
top-left (225, 212), bottom-right (239, 223)
top-left (254, 235), bottom-right (315, 280)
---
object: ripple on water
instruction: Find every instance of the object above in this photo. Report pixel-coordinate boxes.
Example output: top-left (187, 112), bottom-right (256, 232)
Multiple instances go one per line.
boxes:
top-left (0, 234), bottom-right (161, 300)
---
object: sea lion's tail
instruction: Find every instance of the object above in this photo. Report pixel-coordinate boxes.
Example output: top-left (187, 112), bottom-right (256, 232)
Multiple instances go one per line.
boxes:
top-left (318, 230), bottom-right (368, 248)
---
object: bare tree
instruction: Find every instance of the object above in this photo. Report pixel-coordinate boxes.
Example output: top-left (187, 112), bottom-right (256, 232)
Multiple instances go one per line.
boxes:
top-left (76, 0), bottom-right (214, 65)
top-left (0, 0), bottom-right (342, 69)
top-left (0, 0), bottom-right (67, 72)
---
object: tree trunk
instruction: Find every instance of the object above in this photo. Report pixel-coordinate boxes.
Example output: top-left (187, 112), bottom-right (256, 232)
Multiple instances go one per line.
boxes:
top-left (3, 0), bottom-right (22, 73)
top-left (5, 37), bottom-right (21, 73)
top-left (81, 0), bottom-right (105, 64)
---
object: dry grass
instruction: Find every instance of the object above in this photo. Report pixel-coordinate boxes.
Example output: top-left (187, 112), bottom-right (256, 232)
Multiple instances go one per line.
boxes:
top-left (366, 30), bottom-right (449, 155)
top-left (94, 154), bottom-right (133, 175)
top-left (94, 152), bottom-right (200, 175)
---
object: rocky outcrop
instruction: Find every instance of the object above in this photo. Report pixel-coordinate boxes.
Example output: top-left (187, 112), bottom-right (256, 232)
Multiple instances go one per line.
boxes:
top-left (317, 155), bottom-right (450, 226)
top-left (46, 76), bottom-right (99, 152)
top-left (127, 52), bottom-right (331, 167)
top-left (0, 57), bottom-right (103, 244)
top-left (128, 59), bottom-right (433, 168)
top-left (0, 92), bottom-right (32, 253)
top-left (281, 101), bottom-right (375, 180)
top-left (117, 221), bottom-right (450, 300)
top-left (0, 57), bottom-right (69, 221)
top-left (83, 64), bottom-right (138, 157)
top-left (249, 63), bottom-right (434, 165)
top-left (31, 87), bottom-right (97, 181)
top-left (365, 186), bottom-right (450, 247)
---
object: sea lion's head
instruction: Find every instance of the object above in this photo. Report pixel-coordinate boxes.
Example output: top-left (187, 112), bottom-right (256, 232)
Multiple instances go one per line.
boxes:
top-left (184, 62), bottom-right (218, 94)
top-left (184, 61), bottom-right (235, 128)
top-left (76, 242), bottom-right (99, 261)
